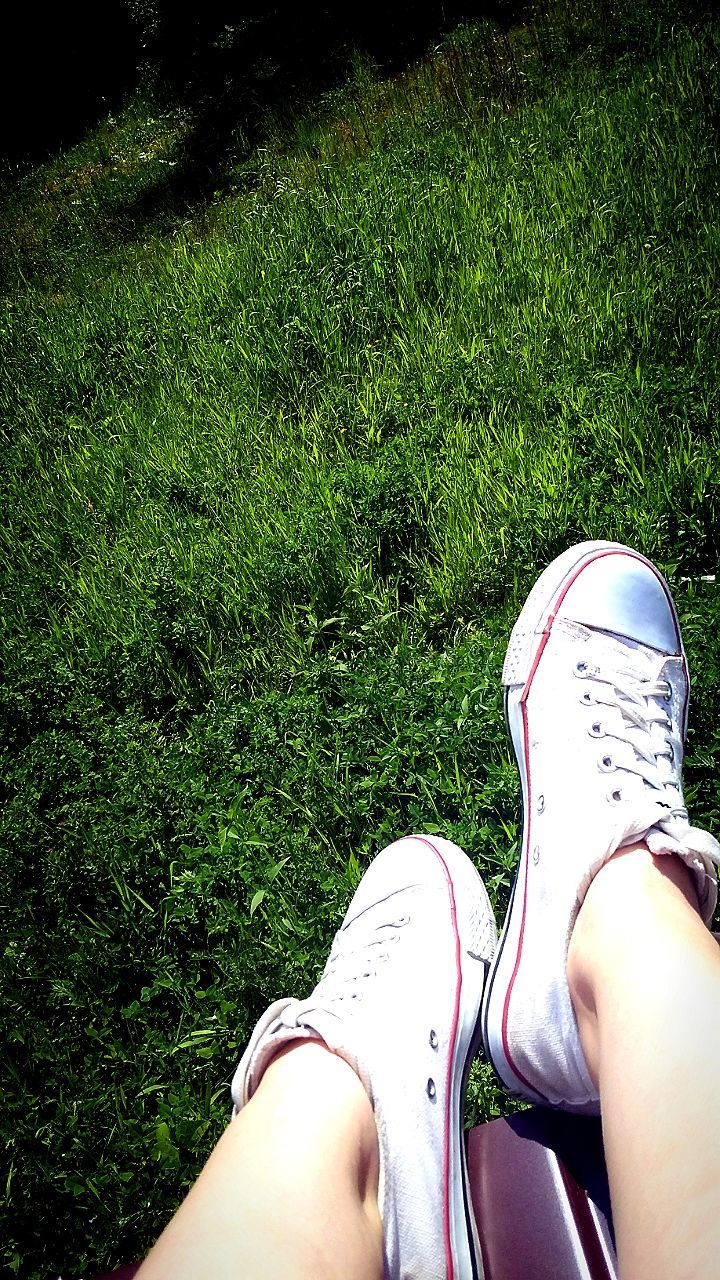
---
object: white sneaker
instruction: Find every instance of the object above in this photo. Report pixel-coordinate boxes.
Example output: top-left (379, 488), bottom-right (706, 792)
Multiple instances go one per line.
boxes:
top-left (482, 541), bottom-right (720, 1113)
top-left (231, 834), bottom-right (496, 1279)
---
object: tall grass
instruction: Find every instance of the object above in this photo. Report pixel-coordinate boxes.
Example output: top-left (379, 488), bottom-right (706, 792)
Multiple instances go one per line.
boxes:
top-left (2, 8), bottom-right (720, 1277)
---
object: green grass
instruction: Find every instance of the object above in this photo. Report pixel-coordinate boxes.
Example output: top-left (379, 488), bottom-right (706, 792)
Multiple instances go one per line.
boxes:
top-left (2, 7), bottom-right (720, 1276)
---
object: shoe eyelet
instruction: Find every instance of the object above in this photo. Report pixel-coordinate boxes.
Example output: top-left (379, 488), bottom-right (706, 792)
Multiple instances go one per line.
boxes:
top-left (532, 845), bottom-right (540, 865)
top-left (575, 660), bottom-right (588, 676)
top-left (429, 1029), bottom-right (438, 1049)
top-left (668, 745), bottom-right (674, 763)
top-left (663, 682), bottom-right (672, 702)
top-left (580, 690), bottom-right (594, 705)
top-left (426, 1078), bottom-right (436, 1100)
top-left (608, 786), bottom-right (623, 803)
top-left (599, 753), bottom-right (614, 772)
top-left (588, 721), bottom-right (604, 737)
top-left (536, 794), bottom-right (545, 814)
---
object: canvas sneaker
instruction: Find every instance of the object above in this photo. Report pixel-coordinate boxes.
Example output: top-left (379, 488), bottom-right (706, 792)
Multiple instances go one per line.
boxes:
top-left (482, 540), bottom-right (720, 1113)
top-left (231, 834), bottom-right (496, 1279)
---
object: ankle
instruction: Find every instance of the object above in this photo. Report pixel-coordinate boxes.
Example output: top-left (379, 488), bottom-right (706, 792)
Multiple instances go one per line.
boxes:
top-left (566, 846), bottom-right (701, 1088)
top-left (262, 1039), bottom-right (373, 1114)
top-left (568, 845), bottom-right (700, 1005)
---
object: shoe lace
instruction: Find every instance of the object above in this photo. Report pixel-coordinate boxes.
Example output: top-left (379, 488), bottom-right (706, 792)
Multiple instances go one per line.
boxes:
top-left (579, 644), bottom-right (720, 894)
top-left (289, 916), bottom-right (410, 1021)
top-left (585, 658), bottom-right (681, 801)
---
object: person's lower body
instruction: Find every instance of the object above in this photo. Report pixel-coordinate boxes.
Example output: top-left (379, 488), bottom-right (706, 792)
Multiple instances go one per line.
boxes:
top-left (137, 542), bottom-right (720, 1280)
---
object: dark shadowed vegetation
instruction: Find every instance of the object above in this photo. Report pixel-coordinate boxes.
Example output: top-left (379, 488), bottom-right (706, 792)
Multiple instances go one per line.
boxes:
top-left (4, 1), bottom-right (526, 168)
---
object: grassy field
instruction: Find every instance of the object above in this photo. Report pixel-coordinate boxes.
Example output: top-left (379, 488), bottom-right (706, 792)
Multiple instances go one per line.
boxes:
top-left (2, 5), bottom-right (720, 1276)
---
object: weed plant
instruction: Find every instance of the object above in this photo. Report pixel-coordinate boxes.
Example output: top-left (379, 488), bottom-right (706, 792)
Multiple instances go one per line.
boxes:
top-left (1, 5), bottom-right (720, 1276)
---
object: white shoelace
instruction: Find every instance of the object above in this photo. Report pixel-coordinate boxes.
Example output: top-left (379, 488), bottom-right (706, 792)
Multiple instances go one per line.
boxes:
top-left (580, 642), bottom-right (720, 894)
top-left (585, 659), bottom-right (682, 800)
top-left (285, 917), bottom-right (410, 1023)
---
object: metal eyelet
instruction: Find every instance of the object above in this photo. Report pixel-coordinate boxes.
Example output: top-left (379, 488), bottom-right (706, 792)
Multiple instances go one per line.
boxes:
top-left (532, 845), bottom-right (540, 865)
top-left (426, 1078), bottom-right (436, 1100)
top-left (588, 721), bottom-right (604, 737)
top-left (667, 745), bottom-right (674, 763)
top-left (575, 660), bottom-right (588, 676)
top-left (599, 753), bottom-right (615, 772)
top-left (537, 794), bottom-right (545, 814)
top-left (608, 786), bottom-right (623, 804)
top-left (663, 682), bottom-right (672, 702)
top-left (429, 1029), bottom-right (438, 1050)
top-left (580, 690), bottom-right (594, 705)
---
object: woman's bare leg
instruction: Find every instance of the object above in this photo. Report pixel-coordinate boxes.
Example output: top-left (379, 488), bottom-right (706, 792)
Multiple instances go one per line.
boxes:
top-left (568, 844), bottom-right (720, 1280)
top-left (136, 1042), bottom-right (382, 1280)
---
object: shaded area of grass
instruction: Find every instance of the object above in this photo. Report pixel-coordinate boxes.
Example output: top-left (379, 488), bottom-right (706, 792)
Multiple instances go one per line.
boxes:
top-left (3, 1), bottom-right (533, 176)
top-left (2, 6), bottom-right (720, 1277)
top-left (2, 0), bottom-right (698, 275)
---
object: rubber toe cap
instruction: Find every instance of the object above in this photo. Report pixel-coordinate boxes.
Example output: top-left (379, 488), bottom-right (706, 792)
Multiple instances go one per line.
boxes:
top-left (556, 550), bottom-right (681, 654)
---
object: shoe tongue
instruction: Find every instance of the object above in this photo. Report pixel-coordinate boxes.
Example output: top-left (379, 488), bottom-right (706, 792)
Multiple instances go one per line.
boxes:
top-left (591, 627), bottom-right (654, 652)
top-left (341, 882), bottom-right (414, 930)
top-left (586, 629), bottom-right (662, 681)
